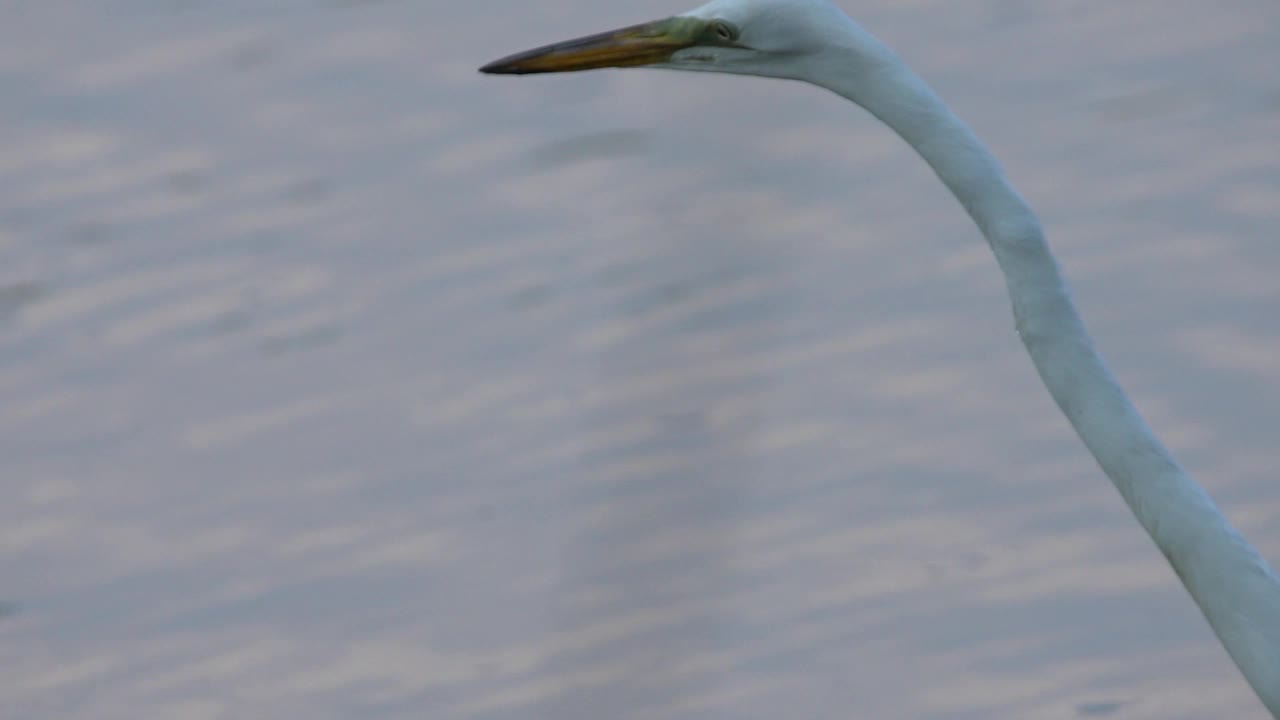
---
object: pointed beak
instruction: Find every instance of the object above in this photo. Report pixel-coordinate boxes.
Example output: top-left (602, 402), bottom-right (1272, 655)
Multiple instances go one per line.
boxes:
top-left (479, 17), bottom-right (706, 75)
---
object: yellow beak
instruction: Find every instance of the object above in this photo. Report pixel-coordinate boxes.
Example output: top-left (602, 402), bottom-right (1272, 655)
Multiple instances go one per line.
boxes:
top-left (479, 17), bottom-right (706, 74)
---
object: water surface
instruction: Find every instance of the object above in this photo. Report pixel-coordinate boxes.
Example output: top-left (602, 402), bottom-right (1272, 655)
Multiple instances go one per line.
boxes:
top-left (2, 1), bottom-right (1278, 718)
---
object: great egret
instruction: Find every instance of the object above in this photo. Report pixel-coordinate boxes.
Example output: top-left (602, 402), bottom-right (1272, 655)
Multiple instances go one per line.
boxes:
top-left (480, 0), bottom-right (1280, 712)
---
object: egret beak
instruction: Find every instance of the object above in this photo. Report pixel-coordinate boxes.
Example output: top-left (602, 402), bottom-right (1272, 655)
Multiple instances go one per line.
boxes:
top-left (479, 17), bottom-right (706, 74)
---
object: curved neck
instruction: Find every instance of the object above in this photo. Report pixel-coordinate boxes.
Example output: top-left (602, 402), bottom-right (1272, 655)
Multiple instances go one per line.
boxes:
top-left (810, 39), bottom-right (1280, 714)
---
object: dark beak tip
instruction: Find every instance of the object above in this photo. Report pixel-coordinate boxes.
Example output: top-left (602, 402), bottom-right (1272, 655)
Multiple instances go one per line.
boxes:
top-left (479, 56), bottom-right (541, 75)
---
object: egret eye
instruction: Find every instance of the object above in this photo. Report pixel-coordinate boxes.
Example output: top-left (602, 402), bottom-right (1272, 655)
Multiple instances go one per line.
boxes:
top-left (711, 20), bottom-right (736, 41)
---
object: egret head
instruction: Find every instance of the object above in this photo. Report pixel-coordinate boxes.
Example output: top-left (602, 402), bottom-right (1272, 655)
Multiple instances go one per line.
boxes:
top-left (479, 0), bottom-right (877, 81)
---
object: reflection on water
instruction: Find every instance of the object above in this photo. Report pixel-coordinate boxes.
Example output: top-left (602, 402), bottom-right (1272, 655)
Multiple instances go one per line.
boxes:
top-left (1, 1), bottom-right (1278, 719)
top-left (526, 129), bottom-right (655, 170)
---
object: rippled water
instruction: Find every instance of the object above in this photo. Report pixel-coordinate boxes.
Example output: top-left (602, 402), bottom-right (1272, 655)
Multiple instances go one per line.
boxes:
top-left (2, 1), bottom-right (1278, 718)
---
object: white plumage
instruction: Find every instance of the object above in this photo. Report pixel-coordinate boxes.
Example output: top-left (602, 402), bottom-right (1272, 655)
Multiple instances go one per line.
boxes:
top-left (482, 1), bottom-right (1280, 713)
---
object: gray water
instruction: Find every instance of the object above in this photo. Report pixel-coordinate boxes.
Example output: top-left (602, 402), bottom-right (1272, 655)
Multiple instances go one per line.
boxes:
top-left (2, 1), bottom-right (1278, 718)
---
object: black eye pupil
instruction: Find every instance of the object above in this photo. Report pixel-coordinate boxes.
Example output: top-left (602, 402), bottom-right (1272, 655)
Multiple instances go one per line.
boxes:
top-left (715, 22), bottom-right (732, 39)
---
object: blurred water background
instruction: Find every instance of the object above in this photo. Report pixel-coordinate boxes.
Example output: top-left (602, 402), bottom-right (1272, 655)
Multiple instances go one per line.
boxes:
top-left (1, 1), bottom-right (1278, 718)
